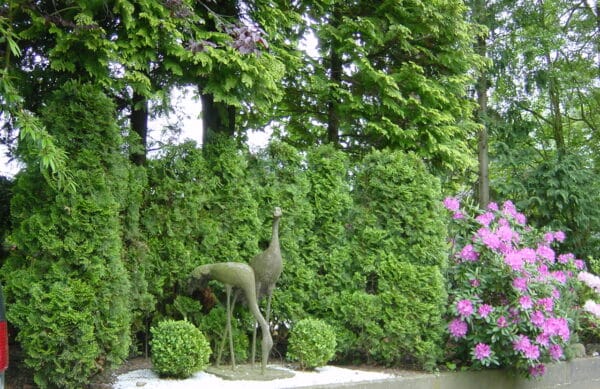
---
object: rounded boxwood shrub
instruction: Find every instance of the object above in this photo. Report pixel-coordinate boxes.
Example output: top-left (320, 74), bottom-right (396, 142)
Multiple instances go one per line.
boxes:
top-left (287, 318), bottom-right (337, 369)
top-left (151, 320), bottom-right (212, 378)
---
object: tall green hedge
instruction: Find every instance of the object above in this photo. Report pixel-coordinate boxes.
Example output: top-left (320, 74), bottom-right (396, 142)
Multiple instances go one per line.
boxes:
top-left (137, 144), bottom-right (448, 371)
top-left (1, 82), bottom-right (132, 388)
top-left (140, 137), bottom-right (263, 357)
top-left (2, 115), bottom-right (450, 384)
top-left (248, 141), bottom-right (315, 322)
top-left (338, 150), bottom-right (448, 369)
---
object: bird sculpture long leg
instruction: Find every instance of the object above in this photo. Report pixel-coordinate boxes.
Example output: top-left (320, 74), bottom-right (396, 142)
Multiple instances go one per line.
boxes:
top-left (251, 289), bottom-right (273, 367)
top-left (216, 291), bottom-right (239, 368)
top-left (226, 285), bottom-right (236, 369)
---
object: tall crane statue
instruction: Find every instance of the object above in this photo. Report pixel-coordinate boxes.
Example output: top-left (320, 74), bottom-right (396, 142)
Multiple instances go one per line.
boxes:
top-left (249, 206), bottom-right (283, 366)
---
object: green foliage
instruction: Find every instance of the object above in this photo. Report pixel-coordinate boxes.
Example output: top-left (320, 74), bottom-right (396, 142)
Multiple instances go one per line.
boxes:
top-left (484, 1), bottom-right (600, 258)
top-left (8, 279), bottom-right (102, 388)
top-left (200, 137), bottom-right (261, 263)
top-left (1, 82), bottom-right (132, 388)
top-left (140, 138), bottom-right (261, 355)
top-left (142, 141), bottom-right (216, 304)
top-left (337, 149), bottom-right (448, 368)
top-left (0, 176), bottom-right (12, 263)
top-left (120, 164), bottom-right (154, 347)
top-left (353, 150), bottom-right (448, 268)
top-left (287, 318), bottom-right (337, 369)
top-left (248, 141), bottom-right (314, 322)
top-left (138, 144), bottom-right (448, 371)
top-left (150, 320), bottom-right (211, 378)
top-left (495, 154), bottom-right (600, 260)
top-left (300, 145), bottom-right (353, 320)
top-left (276, 0), bottom-right (479, 174)
top-left (196, 306), bottom-right (250, 363)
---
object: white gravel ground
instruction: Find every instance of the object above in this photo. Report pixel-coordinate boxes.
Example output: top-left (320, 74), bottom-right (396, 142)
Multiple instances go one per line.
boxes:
top-left (113, 365), bottom-right (396, 389)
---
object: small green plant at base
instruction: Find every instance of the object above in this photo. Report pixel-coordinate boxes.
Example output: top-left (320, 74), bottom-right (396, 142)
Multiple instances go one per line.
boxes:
top-left (287, 318), bottom-right (337, 369)
top-left (151, 320), bottom-right (212, 378)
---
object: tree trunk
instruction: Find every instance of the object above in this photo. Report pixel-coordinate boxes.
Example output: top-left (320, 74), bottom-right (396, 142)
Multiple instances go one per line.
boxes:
top-left (474, 0), bottom-right (489, 209)
top-left (548, 74), bottom-right (565, 155)
top-left (326, 7), bottom-right (342, 146)
top-left (200, 93), bottom-right (236, 147)
top-left (130, 91), bottom-right (148, 166)
top-left (198, 0), bottom-right (238, 149)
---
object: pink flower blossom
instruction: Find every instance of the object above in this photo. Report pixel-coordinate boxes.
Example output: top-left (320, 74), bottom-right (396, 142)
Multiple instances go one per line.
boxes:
top-left (448, 318), bottom-right (468, 338)
top-left (457, 299), bottom-right (474, 317)
top-left (542, 317), bottom-right (570, 342)
top-left (536, 333), bottom-right (550, 347)
top-left (443, 197), bottom-right (460, 212)
top-left (575, 259), bottom-right (586, 270)
top-left (475, 212), bottom-right (495, 227)
top-left (504, 251), bottom-right (524, 272)
top-left (558, 253), bottom-right (574, 264)
top-left (538, 264), bottom-right (550, 277)
top-left (554, 231), bottom-right (566, 242)
top-left (460, 244), bottom-right (479, 262)
top-left (513, 335), bottom-right (531, 353)
top-left (520, 248), bottom-right (537, 263)
top-left (512, 277), bottom-right (528, 292)
top-left (497, 224), bottom-right (516, 243)
top-left (543, 232), bottom-right (555, 244)
top-left (531, 310), bottom-right (545, 327)
top-left (529, 364), bottom-right (546, 377)
top-left (473, 343), bottom-right (492, 361)
top-left (551, 288), bottom-right (561, 299)
top-left (453, 212), bottom-right (464, 220)
top-left (478, 228), bottom-right (501, 251)
top-left (513, 334), bottom-right (540, 359)
top-left (536, 245), bottom-right (555, 263)
top-left (583, 300), bottom-right (600, 318)
top-left (498, 218), bottom-right (510, 227)
top-left (515, 212), bottom-right (527, 225)
top-left (519, 295), bottom-right (533, 310)
top-left (501, 201), bottom-right (525, 223)
top-left (549, 344), bottom-right (563, 360)
top-left (487, 202), bottom-right (499, 211)
top-left (478, 304), bottom-right (493, 318)
top-left (524, 343), bottom-right (540, 360)
top-left (551, 271), bottom-right (567, 284)
top-left (537, 297), bottom-right (554, 312)
top-left (470, 278), bottom-right (480, 287)
top-left (502, 200), bottom-right (517, 218)
top-left (497, 316), bottom-right (508, 328)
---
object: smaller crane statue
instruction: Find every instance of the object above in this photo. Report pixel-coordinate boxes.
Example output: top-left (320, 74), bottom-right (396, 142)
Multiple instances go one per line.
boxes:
top-left (188, 262), bottom-right (273, 374)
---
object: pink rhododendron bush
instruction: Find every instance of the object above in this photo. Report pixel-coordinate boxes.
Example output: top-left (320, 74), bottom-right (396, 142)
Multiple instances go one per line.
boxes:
top-left (443, 198), bottom-right (585, 378)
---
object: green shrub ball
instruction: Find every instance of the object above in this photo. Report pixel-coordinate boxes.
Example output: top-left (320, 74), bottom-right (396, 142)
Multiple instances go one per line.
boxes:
top-left (288, 318), bottom-right (337, 369)
top-left (151, 320), bottom-right (212, 378)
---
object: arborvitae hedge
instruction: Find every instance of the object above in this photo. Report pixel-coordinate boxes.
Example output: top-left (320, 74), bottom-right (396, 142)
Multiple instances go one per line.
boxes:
top-left (339, 150), bottom-right (448, 369)
top-left (1, 82), bottom-right (132, 388)
top-left (249, 141), bottom-right (315, 323)
top-left (138, 144), bottom-right (448, 371)
top-left (2, 124), bottom-right (449, 383)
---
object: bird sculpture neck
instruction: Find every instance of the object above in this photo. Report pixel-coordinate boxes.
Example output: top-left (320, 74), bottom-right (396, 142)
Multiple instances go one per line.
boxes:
top-left (269, 216), bottom-right (280, 250)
